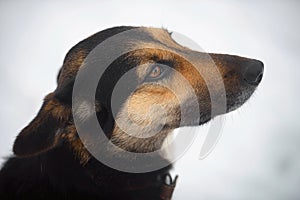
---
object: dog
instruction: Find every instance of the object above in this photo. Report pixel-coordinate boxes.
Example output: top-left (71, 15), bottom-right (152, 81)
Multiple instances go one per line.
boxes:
top-left (0, 26), bottom-right (263, 200)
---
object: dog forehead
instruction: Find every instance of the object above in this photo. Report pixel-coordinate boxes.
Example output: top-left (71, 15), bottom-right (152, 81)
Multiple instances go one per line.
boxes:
top-left (57, 27), bottom-right (187, 86)
top-left (136, 27), bottom-right (172, 45)
top-left (131, 27), bottom-right (184, 51)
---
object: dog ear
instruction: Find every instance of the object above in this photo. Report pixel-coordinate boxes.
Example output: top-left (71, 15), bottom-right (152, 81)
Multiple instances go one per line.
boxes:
top-left (13, 93), bottom-right (71, 157)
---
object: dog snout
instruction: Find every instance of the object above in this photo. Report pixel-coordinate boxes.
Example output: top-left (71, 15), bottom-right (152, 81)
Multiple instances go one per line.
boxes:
top-left (242, 59), bottom-right (264, 86)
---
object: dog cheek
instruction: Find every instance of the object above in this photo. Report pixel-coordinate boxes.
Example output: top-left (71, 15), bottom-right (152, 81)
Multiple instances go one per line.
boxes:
top-left (129, 88), bottom-right (179, 124)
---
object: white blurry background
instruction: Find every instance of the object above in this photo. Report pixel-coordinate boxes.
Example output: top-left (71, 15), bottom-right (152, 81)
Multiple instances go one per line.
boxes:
top-left (1, 1), bottom-right (300, 199)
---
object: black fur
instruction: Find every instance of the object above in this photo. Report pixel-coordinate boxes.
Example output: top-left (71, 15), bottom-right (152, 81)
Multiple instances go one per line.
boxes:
top-left (0, 145), bottom-right (171, 200)
top-left (0, 26), bottom-right (173, 200)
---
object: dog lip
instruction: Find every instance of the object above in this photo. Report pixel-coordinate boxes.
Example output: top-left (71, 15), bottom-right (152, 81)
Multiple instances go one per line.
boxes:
top-left (198, 117), bottom-right (211, 125)
top-left (225, 88), bottom-right (254, 112)
top-left (162, 123), bottom-right (179, 130)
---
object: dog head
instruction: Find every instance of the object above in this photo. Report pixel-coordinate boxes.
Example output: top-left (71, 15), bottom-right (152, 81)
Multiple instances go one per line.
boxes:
top-left (13, 26), bottom-right (263, 161)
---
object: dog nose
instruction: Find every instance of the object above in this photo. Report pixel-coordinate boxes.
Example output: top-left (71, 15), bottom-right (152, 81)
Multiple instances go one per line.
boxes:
top-left (243, 60), bottom-right (264, 85)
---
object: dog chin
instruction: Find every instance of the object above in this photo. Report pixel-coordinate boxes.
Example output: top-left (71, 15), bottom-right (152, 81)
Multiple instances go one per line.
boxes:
top-left (226, 88), bottom-right (256, 113)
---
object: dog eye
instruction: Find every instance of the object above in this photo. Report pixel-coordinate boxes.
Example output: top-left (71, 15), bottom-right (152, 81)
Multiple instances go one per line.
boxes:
top-left (149, 66), bottom-right (162, 78)
top-left (145, 64), bottom-right (169, 81)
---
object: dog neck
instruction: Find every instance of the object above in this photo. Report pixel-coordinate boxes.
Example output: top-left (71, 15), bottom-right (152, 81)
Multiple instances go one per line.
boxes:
top-left (43, 143), bottom-right (173, 193)
top-left (84, 156), bottom-right (172, 191)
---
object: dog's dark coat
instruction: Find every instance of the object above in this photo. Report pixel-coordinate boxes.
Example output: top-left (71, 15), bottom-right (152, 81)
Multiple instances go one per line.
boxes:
top-left (0, 146), bottom-right (171, 200)
top-left (0, 26), bottom-right (175, 200)
top-left (0, 26), bottom-right (263, 200)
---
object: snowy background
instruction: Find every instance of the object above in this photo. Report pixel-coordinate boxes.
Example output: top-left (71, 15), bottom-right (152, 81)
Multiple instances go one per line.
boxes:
top-left (1, 1), bottom-right (300, 199)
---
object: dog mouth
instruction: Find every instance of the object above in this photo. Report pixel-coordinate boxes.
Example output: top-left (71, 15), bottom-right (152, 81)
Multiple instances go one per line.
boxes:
top-left (177, 85), bottom-right (258, 127)
top-left (225, 86), bottom-right (256, 113)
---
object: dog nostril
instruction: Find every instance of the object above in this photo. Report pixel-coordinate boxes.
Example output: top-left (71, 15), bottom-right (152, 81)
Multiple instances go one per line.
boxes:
top-left (256, 73), bottom-right (263, 84)
top-left (243, 60), bottom-right (264, 86)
